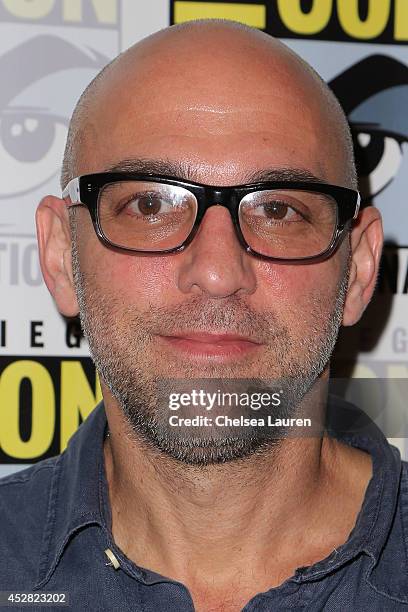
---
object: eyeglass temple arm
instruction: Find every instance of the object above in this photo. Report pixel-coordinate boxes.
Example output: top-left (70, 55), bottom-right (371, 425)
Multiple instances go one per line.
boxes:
top-left (62, 177), bottom-right (80, 205)
top-left (353, 192), bottom-right (361, 219)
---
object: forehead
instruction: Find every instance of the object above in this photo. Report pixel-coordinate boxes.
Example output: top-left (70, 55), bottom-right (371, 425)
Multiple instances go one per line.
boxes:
top-left (75, 30), bottom-right (343, 185)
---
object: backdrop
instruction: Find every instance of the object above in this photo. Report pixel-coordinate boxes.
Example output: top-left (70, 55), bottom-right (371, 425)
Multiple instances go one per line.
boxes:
top-left (0, 0), bottom-right (407, 476)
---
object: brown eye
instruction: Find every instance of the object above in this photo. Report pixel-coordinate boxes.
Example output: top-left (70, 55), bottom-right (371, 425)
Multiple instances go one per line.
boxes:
top-left (263, 201), bottom-right (289, 219)
top-left (136, 195), bottom-right (163, 215)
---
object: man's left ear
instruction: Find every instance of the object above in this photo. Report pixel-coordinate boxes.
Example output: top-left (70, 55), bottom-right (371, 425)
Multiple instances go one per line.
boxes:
top-left (342, 205), bottom-right (383, 327)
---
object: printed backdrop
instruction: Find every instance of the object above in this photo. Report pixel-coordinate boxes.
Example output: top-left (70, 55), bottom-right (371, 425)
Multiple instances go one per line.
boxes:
top-left (0, 0), bottom-right (407, 476)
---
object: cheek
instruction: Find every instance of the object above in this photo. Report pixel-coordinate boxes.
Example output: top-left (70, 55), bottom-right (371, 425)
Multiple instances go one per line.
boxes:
top-left (77, 214), bottom-right (177, 308)
top-left (90, 251), bottom-right (177, 309)
top-left (255, 254), bottom-right (346, 317)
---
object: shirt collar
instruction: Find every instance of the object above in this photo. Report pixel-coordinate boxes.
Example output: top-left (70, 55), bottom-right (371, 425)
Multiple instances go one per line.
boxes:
top-left (292, 394), bottom-right (403, 582)
top-left (35, 401), bottom-right (109, 588)
top-left (34, 395), bottom-right (403, 588)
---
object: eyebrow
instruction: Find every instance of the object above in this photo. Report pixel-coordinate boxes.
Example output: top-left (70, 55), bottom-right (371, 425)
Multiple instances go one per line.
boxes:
top-left (104, 158), bottom-right (328, 185)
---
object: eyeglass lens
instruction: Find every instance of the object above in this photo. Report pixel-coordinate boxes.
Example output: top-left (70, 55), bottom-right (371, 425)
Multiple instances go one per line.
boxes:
top-left (97, 181), bottom-right (338, 257)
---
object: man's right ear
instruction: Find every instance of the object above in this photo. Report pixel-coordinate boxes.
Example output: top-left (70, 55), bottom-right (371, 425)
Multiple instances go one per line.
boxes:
top-left (36, 195), bottom-right (79, 317)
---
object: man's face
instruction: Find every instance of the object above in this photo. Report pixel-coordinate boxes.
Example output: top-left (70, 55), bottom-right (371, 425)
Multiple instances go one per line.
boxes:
top-left (68, 28), bottom-right (352, 464)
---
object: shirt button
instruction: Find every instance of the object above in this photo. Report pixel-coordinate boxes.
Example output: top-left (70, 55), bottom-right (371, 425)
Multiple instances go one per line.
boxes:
top-left (104, 548), bottom-right (120, 570)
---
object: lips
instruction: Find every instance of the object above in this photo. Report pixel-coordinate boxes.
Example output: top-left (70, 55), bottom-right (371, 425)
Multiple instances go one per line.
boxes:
top-left (166, 332), bottom-right (259, 344)
top-left (158, 331), bottom-right (262, 360)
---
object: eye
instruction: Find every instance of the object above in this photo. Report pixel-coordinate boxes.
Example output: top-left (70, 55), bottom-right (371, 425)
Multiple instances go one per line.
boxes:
top-left (0, 110), bottom-right (68, 198)
top-left (251, 200), bottom-right (299, 221)
top-left (241, 193), bottom-right (306, 224)
top-left (352, 129), bottom-right (404, 200)
top-left (131, 194), bottom-right (170, 216)
top-left (126, 193), bottom-right (177, 218)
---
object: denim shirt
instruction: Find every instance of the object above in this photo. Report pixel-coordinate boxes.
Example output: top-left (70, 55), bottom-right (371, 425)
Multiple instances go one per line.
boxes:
top-left (1, 397), bottom-right (408, 611)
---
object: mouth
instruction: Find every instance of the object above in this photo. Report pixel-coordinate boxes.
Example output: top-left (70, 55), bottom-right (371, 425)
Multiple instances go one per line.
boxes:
top-left (157, 331), bottom-right (263, 361)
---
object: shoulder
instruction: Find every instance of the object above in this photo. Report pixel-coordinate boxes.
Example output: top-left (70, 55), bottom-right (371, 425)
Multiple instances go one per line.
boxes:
top-left (364, 454), bottom-right (408, 603)
top-left (400, 458), bottom-right (408, 498)
top-left (0, 455), bottom-right (58, 492)
top-left (0, 456), bottom-right (59, 524)
top-left (0, 457), bottom-right (60, 586)
top-left (396, 454), bottom-right (408, 497)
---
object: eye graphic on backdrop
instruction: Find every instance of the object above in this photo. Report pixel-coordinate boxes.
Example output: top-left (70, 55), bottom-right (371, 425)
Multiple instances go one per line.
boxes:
top-left (351, 126), bottom-right (405, 201)
top-left (330, 55), bottom-right (408, 245)
top-left (330, 55), bottom-right (408, 201)
top-left (0, 110), bottom-right (68, 198)
top-left (0, 34), bottom-right (107, 235)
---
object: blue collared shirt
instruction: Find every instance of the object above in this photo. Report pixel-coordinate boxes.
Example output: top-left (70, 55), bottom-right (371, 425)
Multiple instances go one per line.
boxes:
top-left (1, 397), bottom-right (408, 611)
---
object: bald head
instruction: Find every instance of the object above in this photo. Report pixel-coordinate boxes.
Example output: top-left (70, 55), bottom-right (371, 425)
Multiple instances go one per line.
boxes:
top-left (61, 19), bottom-right (356, 190)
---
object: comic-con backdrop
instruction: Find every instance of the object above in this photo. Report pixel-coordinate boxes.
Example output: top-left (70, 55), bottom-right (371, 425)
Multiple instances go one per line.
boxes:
top-left (0, 0), bottom-right (407, 476)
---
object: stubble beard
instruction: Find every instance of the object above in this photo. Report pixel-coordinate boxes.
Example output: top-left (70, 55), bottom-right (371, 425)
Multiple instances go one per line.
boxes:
top-left (71, 235), bottom-right (350, 466)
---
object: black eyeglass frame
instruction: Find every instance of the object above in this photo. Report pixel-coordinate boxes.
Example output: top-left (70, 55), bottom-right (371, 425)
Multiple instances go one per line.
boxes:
top-left (62, 172), bottom-right (361, 264)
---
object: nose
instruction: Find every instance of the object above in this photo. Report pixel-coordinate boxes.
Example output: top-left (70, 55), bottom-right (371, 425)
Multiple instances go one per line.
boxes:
top-left (176, 205), bottom-right (257, 298)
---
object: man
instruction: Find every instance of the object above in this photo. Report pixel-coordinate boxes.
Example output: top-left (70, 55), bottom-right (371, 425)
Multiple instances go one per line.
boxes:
top-left (0, 19), bottom-right (404, 612)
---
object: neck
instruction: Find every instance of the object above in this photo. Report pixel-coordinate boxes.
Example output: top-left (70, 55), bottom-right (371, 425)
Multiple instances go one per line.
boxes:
top-left (102, 376), bottom-right (372, 595)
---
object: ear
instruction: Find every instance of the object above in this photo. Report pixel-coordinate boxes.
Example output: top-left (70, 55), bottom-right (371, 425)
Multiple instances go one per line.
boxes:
top-left (342, 205), bottom-right (383, 327)
top-left (36, 195), bottom-right (79, 317)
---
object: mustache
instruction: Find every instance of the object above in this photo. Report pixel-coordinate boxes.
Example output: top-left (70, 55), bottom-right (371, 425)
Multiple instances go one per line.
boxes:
top-left (138, 295), bottom-right (289, 344)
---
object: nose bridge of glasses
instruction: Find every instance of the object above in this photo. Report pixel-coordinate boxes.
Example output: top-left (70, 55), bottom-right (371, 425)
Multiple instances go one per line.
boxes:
top-left (195, 186), bottom-right (245, 248)
top-left (202, 186), bottom-right (236, 213)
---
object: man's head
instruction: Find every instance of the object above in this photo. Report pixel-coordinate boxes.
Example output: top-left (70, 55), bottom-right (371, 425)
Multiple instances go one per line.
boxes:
top-left (36, 20), bottom-right (383, 465)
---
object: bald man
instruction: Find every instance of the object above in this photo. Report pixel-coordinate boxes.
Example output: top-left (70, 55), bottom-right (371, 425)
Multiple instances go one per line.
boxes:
top-left (0, 19), bottom-right (405, 612)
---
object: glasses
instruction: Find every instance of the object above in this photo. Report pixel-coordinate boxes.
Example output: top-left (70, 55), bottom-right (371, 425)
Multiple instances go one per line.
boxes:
top-left (62, 172), bottom-right (360, 264)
